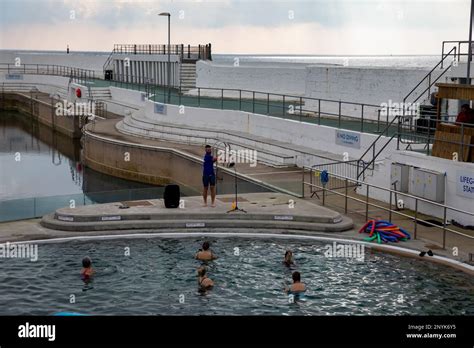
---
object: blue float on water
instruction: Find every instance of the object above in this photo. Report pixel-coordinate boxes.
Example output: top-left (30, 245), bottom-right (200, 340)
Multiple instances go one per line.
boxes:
top-left (53, 312), bottom-right (87, 316)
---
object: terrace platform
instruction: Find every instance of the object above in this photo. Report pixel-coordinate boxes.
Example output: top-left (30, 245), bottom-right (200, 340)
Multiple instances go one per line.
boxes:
top-left (40, 192), bottom-right (353, 233)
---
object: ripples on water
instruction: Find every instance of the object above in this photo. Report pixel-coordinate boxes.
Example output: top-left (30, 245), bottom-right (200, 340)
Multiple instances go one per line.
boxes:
top-left (0, 237), bottom-right (472, 315)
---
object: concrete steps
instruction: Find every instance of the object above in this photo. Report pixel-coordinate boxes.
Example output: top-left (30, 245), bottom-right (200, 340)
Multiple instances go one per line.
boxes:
top-left (41, 214), bottom-right (354, 233)
top-left (117, 113), bottom-right (351, 168)
top-left (88, 87), bottom-right (112, 100)
top-left (180, 63), bottom-right (196, 92)
top-left (39, 193), bottom-right (354, 233)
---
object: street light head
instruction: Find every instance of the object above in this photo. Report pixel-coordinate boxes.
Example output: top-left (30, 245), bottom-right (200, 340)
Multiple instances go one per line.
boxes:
top-left (159, 12), bottom-right (170, 16)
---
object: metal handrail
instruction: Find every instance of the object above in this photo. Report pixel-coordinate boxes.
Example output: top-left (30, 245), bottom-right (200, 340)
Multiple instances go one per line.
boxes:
top-left (441, 40), bottom-right (472, 68)
top-left (356, 44), bottom-right (466, 181)
top-left (0, 63), bottom-right (96, 82)
top-left (403, 46), bottom-right (457, 104)
top-left (302, 168), bottom-right (474, 252)
top-left (112, 43), bottom-right (210, 58)
top-left (102, 48), bottom-right (116, 71)
top-left (304, 166), bottom-right (474, 217)
top-left (357, 113), bottom-right (401, 178)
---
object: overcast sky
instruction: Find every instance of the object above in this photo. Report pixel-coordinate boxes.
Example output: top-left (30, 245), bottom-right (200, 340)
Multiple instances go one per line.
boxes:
top-left (0, 0), bottom-right (471, 54)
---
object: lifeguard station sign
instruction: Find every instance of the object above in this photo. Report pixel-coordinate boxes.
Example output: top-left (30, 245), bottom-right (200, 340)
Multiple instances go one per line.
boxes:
top-left (335, 130), bottom-right (360, 149)
top-left (456, 170), bottom-right (474, 199)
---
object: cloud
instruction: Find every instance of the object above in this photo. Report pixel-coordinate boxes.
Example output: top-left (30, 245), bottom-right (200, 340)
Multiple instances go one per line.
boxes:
top-left (0, 0), bottom-right (471, 54)
top-left (0, 19), bottom-right (467, 55)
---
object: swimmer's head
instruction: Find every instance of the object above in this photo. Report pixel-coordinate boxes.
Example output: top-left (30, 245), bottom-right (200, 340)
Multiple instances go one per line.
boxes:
top-left (292, 271), bottom-right (301, 283)
top-left (197, 266), bottom-right (207, 277)
top-left (284, 250), bottom-right (293, 260)
top-left (82, 256), bottom-right (92, 268)
top-left (202, 241), bottom-right (210, 251)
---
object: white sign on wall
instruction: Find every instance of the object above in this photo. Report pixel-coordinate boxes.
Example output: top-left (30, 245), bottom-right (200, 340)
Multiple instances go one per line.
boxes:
top-left (456, 170), bottom-right (474, 199)
top-left (335, 130), bottom-right (361, 149)
top-left (154, 103), bottom-right (166, 114)
top-left (6, 74), bottom-right (23, 80)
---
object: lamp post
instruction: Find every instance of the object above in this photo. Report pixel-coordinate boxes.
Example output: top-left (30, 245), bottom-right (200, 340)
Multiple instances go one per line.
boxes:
top-left (159, 12), bottom-right (171, 102)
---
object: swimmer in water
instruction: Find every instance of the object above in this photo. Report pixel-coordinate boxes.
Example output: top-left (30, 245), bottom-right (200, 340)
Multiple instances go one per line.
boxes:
top-left (283, 250), bottom-right (294, 267)
top-left (195, 241), bottom-right (217, 261)
top-left (284, 271), bottom-right (306, 294)
top-left (80, 256), bottom-right (95, 279)
top-left (197, 266), bottom-right (214, 290)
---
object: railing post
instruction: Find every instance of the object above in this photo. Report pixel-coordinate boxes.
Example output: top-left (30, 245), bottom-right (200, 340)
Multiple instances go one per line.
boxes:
top-left (198, 88), bottom-right (201, 107)
top-left (322, 184), bottom-right (326, 206)
top-left (344, 178), bottom-right (348, 214)
top-left (299, 97), bottom-right (303, 119)
top-left (301, 167), bottom-right (305, 198)
top-left (252, 91), bottom-right (255, 114)
top-left (282, 95), bottom-right (285, 117)
top-left (365, 185), bottom-right (370, 221)
top-left (360, 104), bottom-right (364, 133)
top-left (442, 206), bottom-right (447, 249)
top-left (338, 101), bottom-right (342, 128)
top-left (389, 190), bottom-right (392, 221)
top-left (441, 42), bottom-right (444, 69)
top-left (414, 199), bottom-right (418, 240)
top-left (239, 90), bottom-right (242, 110)
top-left (397, 117), bottom-right (401, 150)
top-left (267, 93), bottom-right (269, 115)
top-left (318, 99), bottom-right (321, 125)
top-left (372, 145), bottom-right (375, 170)
top-left (377, 109), bottom-right (381, 133)
top-left (427, 74), bottom-right (431, 101)
top-left (460, 123), bottom-right (465, 161)
top-left (221, 89), bottom-right (224, 109)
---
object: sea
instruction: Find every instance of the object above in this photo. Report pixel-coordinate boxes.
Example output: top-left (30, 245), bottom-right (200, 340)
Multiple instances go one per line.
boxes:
top-left (0, 49), bottom-right (441, 69)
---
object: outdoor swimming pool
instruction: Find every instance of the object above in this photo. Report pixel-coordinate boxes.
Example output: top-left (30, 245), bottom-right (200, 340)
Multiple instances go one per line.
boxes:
top-left (0, 236), bottom-right (472, 315)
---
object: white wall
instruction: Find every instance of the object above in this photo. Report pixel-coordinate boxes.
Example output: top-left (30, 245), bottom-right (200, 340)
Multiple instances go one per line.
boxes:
top-left (196, 60), bottom-right (307, 95)
top-left (367, 151), bottom-right (474, 226)
top-left (195, 61), bottom-right (446, 122)
top-left (107, 86), bottom-right (146, 115)
top-left (0, 51), bottom-right (107, 75)
top-left (0, 73), bottom-right (69, 95)
top-left (303, 65), bottom-right (448, 121)
top-left (138, 98), bottom-right (397, 163)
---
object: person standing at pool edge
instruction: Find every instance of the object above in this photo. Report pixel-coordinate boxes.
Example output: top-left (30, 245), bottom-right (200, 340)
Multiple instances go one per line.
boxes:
top-left (202, 145), bottom-right (217, 207)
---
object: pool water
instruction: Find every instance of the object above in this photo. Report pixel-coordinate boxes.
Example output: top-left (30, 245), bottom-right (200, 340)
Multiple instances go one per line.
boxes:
top-left (0, 237), bottom-right (472, 315)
